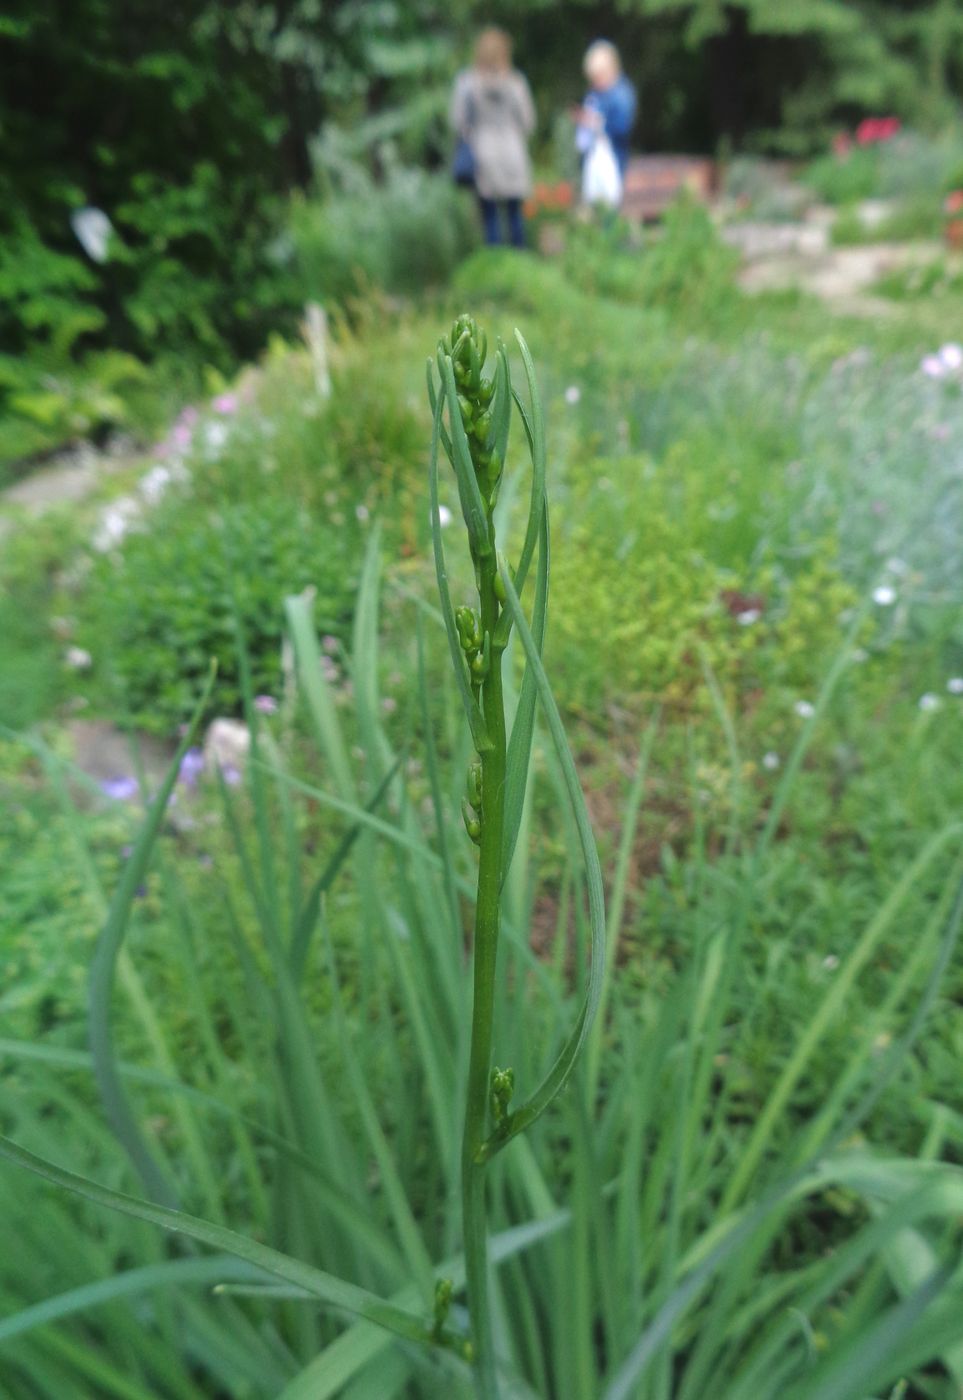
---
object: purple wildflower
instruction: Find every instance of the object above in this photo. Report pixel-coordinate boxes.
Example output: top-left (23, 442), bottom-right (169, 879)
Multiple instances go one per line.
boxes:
top-left (100, 776), bottom-right (139, 802)
top-left (178, 746), bottom-right (205, 789)
top-left (254, 694), bottom-right (278, 715)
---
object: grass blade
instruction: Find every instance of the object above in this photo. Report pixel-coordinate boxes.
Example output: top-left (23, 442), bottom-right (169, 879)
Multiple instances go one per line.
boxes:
top-left (478, 558), bottom-right (605, 1161)
top-left (88, 667), bottom-right (215, 1207)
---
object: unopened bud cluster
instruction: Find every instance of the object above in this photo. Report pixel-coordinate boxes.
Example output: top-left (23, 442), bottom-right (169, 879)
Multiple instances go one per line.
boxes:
top-left (440, 314), bottom-right (503, 508)
top-left (455, 605), bottom-right (489, 683)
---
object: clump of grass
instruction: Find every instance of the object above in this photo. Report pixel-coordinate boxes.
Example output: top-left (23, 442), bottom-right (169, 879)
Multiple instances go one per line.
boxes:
top-left (2, 319), bottom-right (963, 1400)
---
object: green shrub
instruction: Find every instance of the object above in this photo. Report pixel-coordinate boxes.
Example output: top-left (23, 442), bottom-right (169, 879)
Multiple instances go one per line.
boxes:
top-left (80, 496), bottom-right (358, 733)
top-left (288, 168), bottom-right (478, 307)
top-left (801, 147), bottom-right (881, 205)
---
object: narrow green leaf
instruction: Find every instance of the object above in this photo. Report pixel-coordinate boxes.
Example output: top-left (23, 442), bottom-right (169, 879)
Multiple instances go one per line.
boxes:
top-left (501, 503), bottom-right (549, 882)
top-left (88, 667), bottom-right (216, 1207)
top-left (510, 329), bottom-right (546, 600)
top-left (478, 558), bottom-right (605, 1161)
top-left (0, 1257), bottom-right (268, 1345)
top-left (490, 343), bottom-right (512, 472)
top-left (284, 592), bottom-right (356, 803)
top-left (426, 360), bottom-right (453, 462)
top-left (289, 758), bottom-right (402, 976)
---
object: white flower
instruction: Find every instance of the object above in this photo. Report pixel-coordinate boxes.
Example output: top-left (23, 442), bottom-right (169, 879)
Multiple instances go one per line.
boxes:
top-left (940, 342), bottom-right (963, 371)
top-left (139, 464), bottom-right (172, 504)
top-left (737, 608), bottom-right (761, 626)
top-left (433, 504), bottom-right (453, 528)
top-left (872, 584), bottom-right (896, 606)
top-left (64, 646), bottom-right (92, 669)
top-left (355, 503), bottom-right (370, 523)
top-left (204, 421), bottom-right (228, 455)
top-left (822, 954), bottom-right (840, 971)
top-left (564, 385), bottom-right (581, 405)
top-left (918, 692), bottom-right (941, 712)
top-left (947, 677), bottom-right (963, 694)
top-left (71, 207), bottom-right (113, 264)
top-left (762, 751), bottom-right (780, 771)
top-left (921, 354), bottom-right (946, 379)
top-left (794, 700), bottom-right (815, 719)
top-left (92, 496), bottom-right (140, 552)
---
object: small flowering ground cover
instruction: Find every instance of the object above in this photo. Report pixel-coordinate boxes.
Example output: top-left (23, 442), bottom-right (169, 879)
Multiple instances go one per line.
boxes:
top-left (3, 229), bottom-right (963, 1397)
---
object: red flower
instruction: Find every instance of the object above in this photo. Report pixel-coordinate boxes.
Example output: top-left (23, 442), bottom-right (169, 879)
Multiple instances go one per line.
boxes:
top-left (855, 116), bottom-right (901, 146)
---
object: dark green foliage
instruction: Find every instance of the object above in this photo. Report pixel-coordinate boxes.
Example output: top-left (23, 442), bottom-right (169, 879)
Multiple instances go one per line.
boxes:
top-left (0, 0), bottom-right (455, 460)
top-left (81, 498), bottom-right (358, 732)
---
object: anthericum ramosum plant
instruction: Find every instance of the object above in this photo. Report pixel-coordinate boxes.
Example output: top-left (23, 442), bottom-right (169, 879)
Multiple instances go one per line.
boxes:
top-left (427, 314), bottom-right (606, 1397)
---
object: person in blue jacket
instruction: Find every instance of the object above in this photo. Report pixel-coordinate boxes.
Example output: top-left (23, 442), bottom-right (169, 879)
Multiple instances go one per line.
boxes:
top-left (573, 40), bottom-right (636, 176)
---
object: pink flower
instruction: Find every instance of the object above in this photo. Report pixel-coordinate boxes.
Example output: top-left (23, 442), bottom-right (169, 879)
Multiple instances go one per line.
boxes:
top-left (254, 694), bottom-right (278, 715)
top-left (832, 131), bottom-right (852, 159)
top-left (921, 355), bottom-right (945, 379)
top-left (213, 393), bottom-right (238, 415)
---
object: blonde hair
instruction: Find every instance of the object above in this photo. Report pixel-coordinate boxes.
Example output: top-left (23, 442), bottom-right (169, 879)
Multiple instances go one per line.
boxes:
top-left (583, 39), bottom-right (621, 83)
top-left (474, 27), bottom-right (512, 74)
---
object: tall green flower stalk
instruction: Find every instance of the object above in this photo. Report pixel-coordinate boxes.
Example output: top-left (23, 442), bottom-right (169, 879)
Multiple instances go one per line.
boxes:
top-left (428, 316), bottom-right (607, 1396)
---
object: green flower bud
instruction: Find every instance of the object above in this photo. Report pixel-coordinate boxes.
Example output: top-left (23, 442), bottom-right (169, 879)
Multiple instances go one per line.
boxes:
top-left (473, 411), bottom-right (492, 444)
top-left (467, 759), bottom-right (483, 809)
top-left (433, 1277), bottom-right (453, 1328)
top-left (468, 339), bottom-right (482, 394)
top-left (462, 798), bottom-right (482, 844)
top-left (455, 606), bottom-right (481, 655)
top-left (457, 395), bottom-right (473, 427)
top-left (478, 376), bottom-right (494, 406)
top-left (490, 1066), bottom-right (515, 1125)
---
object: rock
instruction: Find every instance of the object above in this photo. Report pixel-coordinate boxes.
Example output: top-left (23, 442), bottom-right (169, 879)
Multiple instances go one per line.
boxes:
top-left (202, 718), bottom-right (250, 782)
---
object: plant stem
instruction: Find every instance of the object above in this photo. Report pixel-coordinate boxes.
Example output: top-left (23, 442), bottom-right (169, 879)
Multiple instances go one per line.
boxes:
top-left (461, 542), bottom-right (507, 1398)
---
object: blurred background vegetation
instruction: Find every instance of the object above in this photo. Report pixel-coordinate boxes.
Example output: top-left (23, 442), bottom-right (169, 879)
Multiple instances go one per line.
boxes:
top-left (4, 0), bottom-right (963, 465)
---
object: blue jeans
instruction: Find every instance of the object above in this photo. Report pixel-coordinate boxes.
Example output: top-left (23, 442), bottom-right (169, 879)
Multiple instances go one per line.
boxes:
top-left (478, 196), bottom-right (525, 249)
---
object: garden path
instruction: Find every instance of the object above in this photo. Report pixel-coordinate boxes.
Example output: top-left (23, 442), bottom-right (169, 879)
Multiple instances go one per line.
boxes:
top-left (728, 217), bottom-right (943, 317)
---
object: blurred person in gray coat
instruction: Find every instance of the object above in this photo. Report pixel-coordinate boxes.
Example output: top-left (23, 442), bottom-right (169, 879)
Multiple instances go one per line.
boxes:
top-left (450, 28), bottom-right (535, 248)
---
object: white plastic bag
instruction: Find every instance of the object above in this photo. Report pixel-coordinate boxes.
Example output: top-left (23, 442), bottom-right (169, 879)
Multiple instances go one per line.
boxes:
top-left (582, 134), bottom-right (622, 209)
